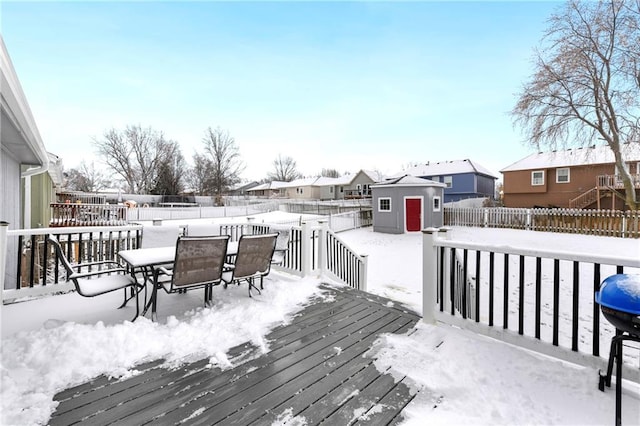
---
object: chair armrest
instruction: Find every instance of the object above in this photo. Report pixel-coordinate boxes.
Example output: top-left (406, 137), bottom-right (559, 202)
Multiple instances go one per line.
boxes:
top-left (71, 260), bottom-right (124, 270)
top-left (156, 266), bottom-right (173, 276)
top-left (152, 266), bottom-right (173, 282)
top-left (70, 267), bottom-right (128, 280)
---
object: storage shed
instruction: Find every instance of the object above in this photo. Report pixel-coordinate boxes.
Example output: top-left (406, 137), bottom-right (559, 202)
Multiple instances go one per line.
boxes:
top-left (371, 175), bottom-right (446, 234)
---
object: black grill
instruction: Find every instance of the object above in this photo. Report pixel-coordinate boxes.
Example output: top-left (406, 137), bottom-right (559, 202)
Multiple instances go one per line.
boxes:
top-left (595, 274), bottom-right (640, 426)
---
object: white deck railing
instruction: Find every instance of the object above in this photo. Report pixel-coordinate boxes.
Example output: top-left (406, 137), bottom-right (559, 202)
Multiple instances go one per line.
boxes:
top-left (422, 227), bottom-right (640, 382)
top-left (0, 220), bottom-right (369, 303)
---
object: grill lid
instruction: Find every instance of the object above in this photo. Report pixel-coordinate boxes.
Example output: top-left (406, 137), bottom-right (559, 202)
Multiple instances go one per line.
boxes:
top-left (595, 274), bottom-right (640, 315)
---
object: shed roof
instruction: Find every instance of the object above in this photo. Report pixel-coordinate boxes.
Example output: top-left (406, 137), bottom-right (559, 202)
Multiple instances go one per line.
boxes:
top-left (392, 159), bottom-right (497, 179)
top-left (372, 175), bottom-right (446, 188)
top-left (501, 144), bottom-right (640, 172)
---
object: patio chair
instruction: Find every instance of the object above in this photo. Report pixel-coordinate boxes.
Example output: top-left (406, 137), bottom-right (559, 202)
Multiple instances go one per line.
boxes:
top-left (151, 235), bottom-right (229, 320)
top-left (140, 224), bottom-right (181, 248)
top-left (222, 233), bottom-right (278, 297)
top-left (137, 224), bottom-right (182, 287)
top-left (185, 223), bottom-right (221, 237)
top-left (269, 225), bottom-right (291, 266)
top-left (47, 236), bottom-right (140, 320)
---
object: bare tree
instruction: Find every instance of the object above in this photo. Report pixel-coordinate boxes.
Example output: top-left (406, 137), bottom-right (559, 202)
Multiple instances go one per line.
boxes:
top-left (320, 168), bottom-right (341, 178)
top-left (186, 152), bottom-right (215, 196)
top-left (64, 161), bottom-right (109, 192)
top-left (93, 125), bottom-right (173, 194)
top-left (268, 154), bottom-right (301, 182)
top-left (512, 0), bottom-right (640, 210)
top-left (201, 126), bottom-right (244, 203)
top-left (151, 141), bottom-right (186, 196)
top-left (370, 169), bottom-right (386, 182)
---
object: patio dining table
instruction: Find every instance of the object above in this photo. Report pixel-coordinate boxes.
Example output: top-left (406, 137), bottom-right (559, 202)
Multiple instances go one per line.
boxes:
top-left (118, 241), bottom-right (239, 316)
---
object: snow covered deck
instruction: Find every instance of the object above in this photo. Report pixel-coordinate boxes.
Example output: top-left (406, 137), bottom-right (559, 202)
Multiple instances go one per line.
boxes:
top-left (48, 284), bottom-right (420, 425)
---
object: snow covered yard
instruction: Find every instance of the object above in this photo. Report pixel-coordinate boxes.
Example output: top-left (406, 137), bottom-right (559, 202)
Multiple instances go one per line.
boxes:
top-left (1, 218), bottom-right (639, 425)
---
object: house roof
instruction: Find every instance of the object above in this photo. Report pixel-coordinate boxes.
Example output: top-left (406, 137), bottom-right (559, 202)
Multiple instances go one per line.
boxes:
top-left (500, 144), bottom-right (640, 173)
top-left (371, 175), bottom-right (446, 188)
top-left (1, 36), bottom-right (49, 169)
top-left (392, 159), bottom-right (498, 179)
top-left (280, 177), bottom-right (319, 188)
top-left (272, 170), bottom-right (383, 188)
top-left (246, 181), bottom-right (288, 191)
top-left (230, 181), bottom-right (259, 191)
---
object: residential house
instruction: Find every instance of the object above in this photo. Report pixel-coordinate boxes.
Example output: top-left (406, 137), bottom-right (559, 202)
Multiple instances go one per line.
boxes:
top-left (1, 36), bottom-right (63, 287)
top-left (329, 170), bottom-right (381, 200)
top-left (500, 144), bottom-right (640, 210)
top-left (249, 170), bottom-right (381, 201)
top-left (281, 177), bottom-right (321, 200)
top-left (246, 181), bottom-right (288, 198)
top-left (226, 181), bottom-right (260, 197)
top-left (286, 170), bottom-right (381, 201)
top-left (29, 152), bottom-right (64, 228)
top-left (393, 159), bottom-right (497, 203)
top-left (2, 37), bottom-right (64, 230)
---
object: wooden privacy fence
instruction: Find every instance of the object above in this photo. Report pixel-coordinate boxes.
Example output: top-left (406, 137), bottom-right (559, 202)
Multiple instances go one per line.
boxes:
top-left (444, 207), bottom-right (640, 238)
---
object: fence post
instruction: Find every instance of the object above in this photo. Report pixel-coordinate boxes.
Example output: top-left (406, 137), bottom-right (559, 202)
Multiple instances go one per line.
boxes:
top-left (0, 221), bottom-right (8, 308)
top-left (301, 221), bottom-right (312, 277)
top-left (422, 227), bottom-right (440, 324)
top-left (483, 208), bottom-right (488, 228)
top-left (317, 220), bottom-right (328, 276)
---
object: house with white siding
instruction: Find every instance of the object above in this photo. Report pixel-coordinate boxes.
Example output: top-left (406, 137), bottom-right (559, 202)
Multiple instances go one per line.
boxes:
top-left (1, 36), bottom-right (63, 287)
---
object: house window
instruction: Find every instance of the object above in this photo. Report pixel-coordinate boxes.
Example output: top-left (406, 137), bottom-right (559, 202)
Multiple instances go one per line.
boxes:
top-left (433, 196), bottom-right (441, 212)
top-left (330, 187), bottom-right (334, 193)
top-left (443, 176), bottom-right (452, 188)
top-left (531, 170), bottom-right (545, 186)
top-left (378, 197), bottom-right (391, 212)
top-left (556, 168), bottom-right (570, 183)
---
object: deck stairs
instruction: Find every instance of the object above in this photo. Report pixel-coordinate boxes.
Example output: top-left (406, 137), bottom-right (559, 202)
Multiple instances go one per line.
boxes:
top-left (569, 187), bottom-right (601, 209)
top-left (569, 186), bottom-right (620, 209)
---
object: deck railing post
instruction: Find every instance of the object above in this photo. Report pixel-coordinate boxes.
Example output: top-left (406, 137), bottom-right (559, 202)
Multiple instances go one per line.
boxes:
top-left (301, 221), bottom-right (312, 277)
top-left (0, 221), bottom-right (8, 308)
top-left (439, 226), bottom-right (452, 314)
top-left (422, 227), bottom-right (439, 324)
top-left (360, 254), bottom-right (368, 292)
top-left (317, 220), bottom-right (328, 276)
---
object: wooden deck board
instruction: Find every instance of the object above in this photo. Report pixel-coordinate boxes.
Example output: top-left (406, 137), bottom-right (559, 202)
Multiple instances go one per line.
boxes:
top-left (51, 284), bottom-right (421, 425)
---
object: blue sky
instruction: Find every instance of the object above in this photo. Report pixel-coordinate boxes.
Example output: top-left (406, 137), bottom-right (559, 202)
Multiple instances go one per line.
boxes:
top-left (2, 1), bottom-right (560, 182)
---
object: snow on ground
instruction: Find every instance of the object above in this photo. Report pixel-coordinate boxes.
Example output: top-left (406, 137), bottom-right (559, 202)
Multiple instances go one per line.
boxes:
top-left (1, 213), bottom-right (639, 425)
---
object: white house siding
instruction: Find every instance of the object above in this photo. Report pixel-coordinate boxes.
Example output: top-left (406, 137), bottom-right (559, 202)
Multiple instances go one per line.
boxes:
top-left (2, 151), bottom-right (20, 288)
top-left (319, 186), bottom-right (335, 200)
top-left (1, 150), bottom-right (21, 228)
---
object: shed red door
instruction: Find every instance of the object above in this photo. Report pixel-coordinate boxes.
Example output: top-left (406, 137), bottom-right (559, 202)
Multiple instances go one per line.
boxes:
top-left (405, 198), bottom-right (422, 232)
